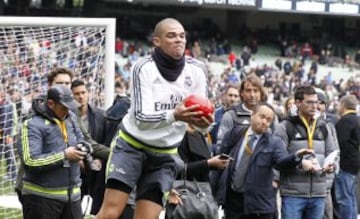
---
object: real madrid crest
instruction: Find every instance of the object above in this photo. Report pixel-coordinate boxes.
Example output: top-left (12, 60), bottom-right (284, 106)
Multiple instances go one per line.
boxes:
top-left (184, 76), bottom-right (192, 88)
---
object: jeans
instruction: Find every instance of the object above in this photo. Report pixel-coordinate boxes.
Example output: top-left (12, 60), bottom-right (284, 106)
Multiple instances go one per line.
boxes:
top-left (334, 169), bottom-right (358, 219)
top-left (281, 196), bottom-right (325, 219)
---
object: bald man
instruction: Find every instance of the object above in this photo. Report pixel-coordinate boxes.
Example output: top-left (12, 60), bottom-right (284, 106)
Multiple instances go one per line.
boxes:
top-left (96, 18), bottom-right (213, 219)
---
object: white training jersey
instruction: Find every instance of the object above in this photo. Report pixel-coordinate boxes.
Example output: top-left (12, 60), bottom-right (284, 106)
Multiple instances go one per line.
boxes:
top-left (121, 55), bottom-right (208, 148)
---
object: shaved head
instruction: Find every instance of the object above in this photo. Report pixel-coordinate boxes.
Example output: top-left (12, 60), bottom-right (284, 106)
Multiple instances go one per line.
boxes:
top-left (152, 17), bottom-right (186, 60)
top-left (153, 18), bottom-right (183, 38)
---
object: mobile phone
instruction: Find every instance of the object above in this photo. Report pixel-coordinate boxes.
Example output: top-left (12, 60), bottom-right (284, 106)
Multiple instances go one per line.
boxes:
top-left (219, 153), bottom-right (233, 160)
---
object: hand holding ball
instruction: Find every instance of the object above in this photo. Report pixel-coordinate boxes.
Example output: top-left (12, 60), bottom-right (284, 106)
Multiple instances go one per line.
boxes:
top-left (184, 94), bottom-right (214, 118)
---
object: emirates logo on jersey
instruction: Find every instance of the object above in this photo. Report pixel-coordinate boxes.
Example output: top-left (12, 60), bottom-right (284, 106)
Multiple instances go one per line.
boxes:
top-left (154, 94), bottom-right (183, 111)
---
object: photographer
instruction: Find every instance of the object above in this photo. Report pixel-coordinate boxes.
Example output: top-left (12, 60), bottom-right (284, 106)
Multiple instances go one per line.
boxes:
top-left (17, 85), bottom-right (86, 219)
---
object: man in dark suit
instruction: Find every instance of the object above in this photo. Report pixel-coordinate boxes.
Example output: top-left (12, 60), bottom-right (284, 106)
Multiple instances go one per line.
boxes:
top-left (212, 103), bottom-right (313, 219)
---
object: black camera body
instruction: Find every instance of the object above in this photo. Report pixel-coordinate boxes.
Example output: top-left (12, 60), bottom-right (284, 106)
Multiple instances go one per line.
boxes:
top-left (76, 141), bottom-right (99, 171)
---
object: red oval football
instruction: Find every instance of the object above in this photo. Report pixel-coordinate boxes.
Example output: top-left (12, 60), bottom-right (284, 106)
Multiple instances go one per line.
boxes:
top-left (184, 94), bottom-right (214, 117)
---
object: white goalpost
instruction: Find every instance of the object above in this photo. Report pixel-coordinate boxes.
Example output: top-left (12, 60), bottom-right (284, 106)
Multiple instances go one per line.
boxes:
top-left (0, 16), bottom-right (116, 108)
top-left (0, 16), bottom-right (116, 218)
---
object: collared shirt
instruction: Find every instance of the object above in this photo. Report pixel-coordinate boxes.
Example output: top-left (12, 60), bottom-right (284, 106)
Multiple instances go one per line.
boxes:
top-left (235, 128), bottom-right (262, 168)
top-left (81, 114), bottom-right (89, 131)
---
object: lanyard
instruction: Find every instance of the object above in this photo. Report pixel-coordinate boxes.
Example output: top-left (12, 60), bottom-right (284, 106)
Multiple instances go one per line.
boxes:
top-left (54, 119), bottom-right (68, 143)
top-left (300, 116), bottom-right (317, 149)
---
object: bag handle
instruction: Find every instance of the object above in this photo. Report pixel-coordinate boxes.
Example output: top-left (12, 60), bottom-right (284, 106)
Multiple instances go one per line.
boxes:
top-left (182, 164), bottom-right (188, 187)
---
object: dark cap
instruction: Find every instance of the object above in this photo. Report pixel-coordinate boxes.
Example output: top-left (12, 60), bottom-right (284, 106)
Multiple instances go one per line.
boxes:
top-left (48, 85), bottom-right (80, 110)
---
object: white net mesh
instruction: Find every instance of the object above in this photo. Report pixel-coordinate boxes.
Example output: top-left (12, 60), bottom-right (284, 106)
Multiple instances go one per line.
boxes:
top-left (0, 25), bottom-right (107, 218)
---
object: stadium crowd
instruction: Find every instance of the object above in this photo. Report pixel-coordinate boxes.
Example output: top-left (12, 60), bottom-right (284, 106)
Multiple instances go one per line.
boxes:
top-left (115, 34), bottom-right (360, 118)
top-left (1, 26), bottom-right (359, 121)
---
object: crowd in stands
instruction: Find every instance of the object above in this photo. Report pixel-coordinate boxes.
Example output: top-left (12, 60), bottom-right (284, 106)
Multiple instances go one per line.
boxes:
top-left (0, 28), bottom-right (106, 121)
top-left (0, 29), bottom-right (108, 191)
top-left (114, 35), bottom-right (360, 120)
top-left (0, 27), bottom-right (359, 144)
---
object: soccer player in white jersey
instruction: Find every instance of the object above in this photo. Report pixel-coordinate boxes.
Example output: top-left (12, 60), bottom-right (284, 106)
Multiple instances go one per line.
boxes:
top-left (96, 18), bottom-right (212, 219)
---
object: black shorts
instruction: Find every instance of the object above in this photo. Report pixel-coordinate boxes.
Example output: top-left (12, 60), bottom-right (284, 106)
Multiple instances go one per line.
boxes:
top-left (106, 135), bottom-right (178, 206)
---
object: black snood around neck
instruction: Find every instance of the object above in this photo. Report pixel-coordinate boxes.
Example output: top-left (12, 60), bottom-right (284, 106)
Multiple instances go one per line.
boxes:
top-left (152, 47), bottom-right (185, 81)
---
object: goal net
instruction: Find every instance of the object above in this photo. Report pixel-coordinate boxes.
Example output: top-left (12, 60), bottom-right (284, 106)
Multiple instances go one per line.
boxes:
top-left (0, 17), bottom-right (115, 218)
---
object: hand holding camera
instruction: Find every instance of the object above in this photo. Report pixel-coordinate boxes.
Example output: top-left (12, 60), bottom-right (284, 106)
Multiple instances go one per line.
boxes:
top-left (75, 141), bottom-right (101, 171)
top-left (64, 146), bottom-right (87, 161)
top-left (64, 142), bottom-right (100, 171)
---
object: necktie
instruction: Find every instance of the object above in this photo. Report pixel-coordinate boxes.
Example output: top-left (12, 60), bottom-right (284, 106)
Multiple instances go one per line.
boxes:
top-left (232, 135), bottom-right (257, 192)
top-left (245, 134), bottom-right (257, 155)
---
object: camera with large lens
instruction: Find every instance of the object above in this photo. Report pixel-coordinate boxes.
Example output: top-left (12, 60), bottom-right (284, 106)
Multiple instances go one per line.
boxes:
top-left (76, 141), bottom-right (100, 171)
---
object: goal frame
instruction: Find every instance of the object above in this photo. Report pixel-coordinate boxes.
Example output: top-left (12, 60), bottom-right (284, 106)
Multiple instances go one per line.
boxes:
top-left (0, 16), bottom-right (116, 109)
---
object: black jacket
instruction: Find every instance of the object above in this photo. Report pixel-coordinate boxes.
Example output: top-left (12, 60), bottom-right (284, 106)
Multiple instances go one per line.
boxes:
top-left (336, 112), bottom-right (360, 175)
top-left (76, 104), bottom-right (109, 160)
top-left (87, 104), bottom-right (106, 145)
top-left (177, 131), bottom-right (212, 182)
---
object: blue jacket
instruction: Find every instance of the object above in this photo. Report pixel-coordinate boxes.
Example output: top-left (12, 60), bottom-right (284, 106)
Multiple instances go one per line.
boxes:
top-left (211, 126), bottom-right (299, 214)
top-left (17, 100), bottom-right (84, 202)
